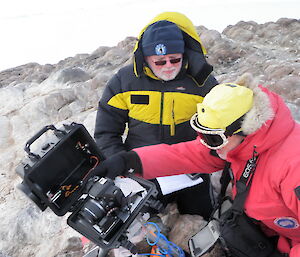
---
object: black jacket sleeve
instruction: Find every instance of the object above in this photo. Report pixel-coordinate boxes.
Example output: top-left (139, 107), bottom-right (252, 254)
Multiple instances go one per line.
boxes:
top-left (94, 73), bottom-right (129, 157)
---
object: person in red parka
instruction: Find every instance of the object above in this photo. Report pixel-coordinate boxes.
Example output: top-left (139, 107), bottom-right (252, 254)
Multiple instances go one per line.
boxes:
top-left (93, 73), bottom-right (300, 256)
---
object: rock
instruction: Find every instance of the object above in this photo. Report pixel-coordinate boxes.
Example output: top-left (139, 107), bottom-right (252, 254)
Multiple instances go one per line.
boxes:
top-left (0, 252), bottom-right (13, 257)
top-left (91, 46), bottom-right (111, 56)
top-left (101, 47), bottom-right (131, 67)
top-left (117, 36), bottom-right (137, 52)
top-left (0, 63), bottom-right (53, 87)
top-left (55, 68), bottom-right (91, 84)
top-left (199, 29), bottom-right (222, 48)
top-left (0, 85), bottom-right (25, 115)
top-left (168, 214), bottom-right (207, 253)
top-left (68, 100), bottom-right (86, 116)
top-left (0, 116), bottom-right (14, 148)
top-left (53, 237), bottom-right (84, 257)
top-left (91, 73), bottom-right (110, 90)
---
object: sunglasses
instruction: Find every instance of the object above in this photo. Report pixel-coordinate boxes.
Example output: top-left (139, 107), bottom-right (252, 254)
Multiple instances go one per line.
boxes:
top-left (197, 132), bottom-right (228, 150)
top-left (153, 58), bottom-right (182, 66)
top-left (190, 113), bottom-right (228, 150)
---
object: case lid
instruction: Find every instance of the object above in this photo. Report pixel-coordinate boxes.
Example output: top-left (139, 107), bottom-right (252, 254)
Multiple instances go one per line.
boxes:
top-left (17, 123), bottom-right (105, 216)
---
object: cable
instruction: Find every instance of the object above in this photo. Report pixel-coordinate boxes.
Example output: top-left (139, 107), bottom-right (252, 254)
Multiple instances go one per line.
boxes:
top-left (82, 155), bottom-right (100, 181)
top-left (137, 222), bottom-right (185, 257)
top-left (138, 254), bottom-right (164, 256)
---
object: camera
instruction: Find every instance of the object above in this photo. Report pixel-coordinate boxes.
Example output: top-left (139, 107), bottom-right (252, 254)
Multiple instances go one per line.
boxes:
top-left (15, 122), bottom-right (162, 254)
top-left (76, 177), bottom-right (126, 241)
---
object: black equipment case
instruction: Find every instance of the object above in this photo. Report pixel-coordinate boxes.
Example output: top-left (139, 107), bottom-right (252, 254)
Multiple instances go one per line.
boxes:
top-left (16, 122), bottom-right (160, 252)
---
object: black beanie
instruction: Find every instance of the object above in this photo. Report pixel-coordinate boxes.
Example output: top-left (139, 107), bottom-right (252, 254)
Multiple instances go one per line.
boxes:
top-left (142, 20), bottom-right (185, 56)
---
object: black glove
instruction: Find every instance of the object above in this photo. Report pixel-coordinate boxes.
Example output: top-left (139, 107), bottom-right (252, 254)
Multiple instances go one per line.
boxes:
top-left (89, 151), bottom-right (143, 180)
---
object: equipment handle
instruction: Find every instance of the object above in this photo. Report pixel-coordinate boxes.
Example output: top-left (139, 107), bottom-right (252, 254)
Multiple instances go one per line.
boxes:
top-left (24, 125), bottom-right (65, 159)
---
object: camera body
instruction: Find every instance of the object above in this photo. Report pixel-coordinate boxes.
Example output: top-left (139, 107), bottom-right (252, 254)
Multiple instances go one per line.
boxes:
top-left (16, 123), bottom-right (161, 253)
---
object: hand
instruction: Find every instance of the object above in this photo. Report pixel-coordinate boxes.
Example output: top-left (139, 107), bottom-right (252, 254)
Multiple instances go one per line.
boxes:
top-left (89, 151), bottom-right (142, 180)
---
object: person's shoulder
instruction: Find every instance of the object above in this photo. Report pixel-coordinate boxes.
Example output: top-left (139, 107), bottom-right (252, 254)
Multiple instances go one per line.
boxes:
top-left (117, 64), bottom-right (134, 76)
top-left (115, 64), bottom-right (140, 85)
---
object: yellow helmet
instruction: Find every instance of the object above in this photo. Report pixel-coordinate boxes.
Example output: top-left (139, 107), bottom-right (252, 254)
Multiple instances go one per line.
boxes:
top-left (196, 83), bottom-right (253, 130)
top-left (190, 83), bottom-right (253, 149)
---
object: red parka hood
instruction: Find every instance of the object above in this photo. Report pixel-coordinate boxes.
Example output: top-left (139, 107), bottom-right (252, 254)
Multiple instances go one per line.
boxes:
top-left (226, 84), bottom-right (295, 163)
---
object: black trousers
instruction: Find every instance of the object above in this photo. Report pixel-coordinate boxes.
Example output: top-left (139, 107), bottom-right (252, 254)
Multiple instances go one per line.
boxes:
top-left (152, 174), bottom-right (214, 220)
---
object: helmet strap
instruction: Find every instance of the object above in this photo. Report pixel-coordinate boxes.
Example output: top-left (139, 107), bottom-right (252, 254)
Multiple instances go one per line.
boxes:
top-left (225, 115), bottom-right (245, 137)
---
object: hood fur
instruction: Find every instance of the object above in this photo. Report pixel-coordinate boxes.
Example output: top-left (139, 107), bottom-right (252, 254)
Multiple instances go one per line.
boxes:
top-left (234, 73), bottom-right (275, 135)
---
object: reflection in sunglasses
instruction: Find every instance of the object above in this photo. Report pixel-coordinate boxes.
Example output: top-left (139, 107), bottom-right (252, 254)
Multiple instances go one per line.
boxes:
top-left (154, 58), bottom-right (182, 66)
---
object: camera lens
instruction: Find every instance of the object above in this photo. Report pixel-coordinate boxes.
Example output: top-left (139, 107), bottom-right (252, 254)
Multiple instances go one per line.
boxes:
top-left (81, 199), bottom-right (107, 223)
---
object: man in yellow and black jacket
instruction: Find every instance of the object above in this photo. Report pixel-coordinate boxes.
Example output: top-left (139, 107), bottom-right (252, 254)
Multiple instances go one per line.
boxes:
top-left (94, 12), bottom-right (218, 219)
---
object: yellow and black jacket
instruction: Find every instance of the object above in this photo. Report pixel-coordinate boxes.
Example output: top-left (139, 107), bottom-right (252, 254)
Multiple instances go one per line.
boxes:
top-left (94, 12), bottom-right (218, 157)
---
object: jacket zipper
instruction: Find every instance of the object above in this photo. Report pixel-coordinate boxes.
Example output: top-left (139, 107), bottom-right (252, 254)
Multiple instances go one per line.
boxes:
top-left (160, 91), bottom-right (164, 141)
top-left (170, 99), bottom-right (175, 136)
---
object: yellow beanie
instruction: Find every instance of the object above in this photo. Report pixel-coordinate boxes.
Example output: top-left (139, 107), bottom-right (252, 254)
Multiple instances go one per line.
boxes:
top-left (197, 83), bottom-right (254, 129)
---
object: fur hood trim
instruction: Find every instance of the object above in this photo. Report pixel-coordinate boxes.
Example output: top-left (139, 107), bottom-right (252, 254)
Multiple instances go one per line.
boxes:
top-left (234, 73), bottom-right (275, 135)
